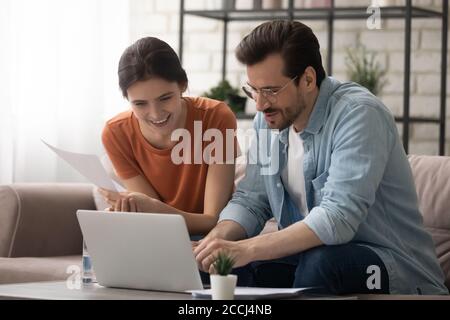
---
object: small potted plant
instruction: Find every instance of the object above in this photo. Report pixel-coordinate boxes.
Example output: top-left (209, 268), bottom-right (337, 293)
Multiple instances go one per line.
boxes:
top-left (210, 251), bottom-right (237, 300)
top-left (345, 44), bottom-right (387, 96)
top-left (203, 80), bottom-right (247, 115)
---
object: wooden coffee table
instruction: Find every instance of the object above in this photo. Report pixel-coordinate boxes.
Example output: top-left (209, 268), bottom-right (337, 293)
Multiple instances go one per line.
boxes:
top-left (0, 281), bottom-right (448, 300)
top-left (0, 281), bottom-right (192, 300)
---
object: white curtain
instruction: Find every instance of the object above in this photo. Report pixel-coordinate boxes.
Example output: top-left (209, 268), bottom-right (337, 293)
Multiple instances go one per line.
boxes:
top-left (0, 0), bottom-right (130, 183)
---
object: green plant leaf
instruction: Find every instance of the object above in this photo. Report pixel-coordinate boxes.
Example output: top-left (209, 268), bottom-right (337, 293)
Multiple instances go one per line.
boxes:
top-left (345, 44), bottom-right (387, 96)
top-left (202, 80), bottom-right (246, 114)
top-left (212, 251), bottom-right (235, 276)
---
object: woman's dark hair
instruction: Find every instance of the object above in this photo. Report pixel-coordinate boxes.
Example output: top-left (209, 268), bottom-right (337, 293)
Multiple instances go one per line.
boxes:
top-left (236, 20), bottom-right (326, 87)
top-left (118, 37), bottom-right (188, 98)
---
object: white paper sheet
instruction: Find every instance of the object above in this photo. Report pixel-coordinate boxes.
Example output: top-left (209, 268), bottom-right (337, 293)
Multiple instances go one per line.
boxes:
top-left (42, 140), bottom-right (123, 192)
top-left (187, 287), bottom-right (312, 299)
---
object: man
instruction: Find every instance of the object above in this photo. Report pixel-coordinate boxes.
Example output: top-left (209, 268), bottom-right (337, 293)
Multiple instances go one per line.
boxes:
top-left (194, 20), bottom-right (448, 295)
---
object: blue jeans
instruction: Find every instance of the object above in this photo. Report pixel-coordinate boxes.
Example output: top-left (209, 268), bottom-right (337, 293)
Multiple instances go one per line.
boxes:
top-left (201, 243), bottom-right (390, 294)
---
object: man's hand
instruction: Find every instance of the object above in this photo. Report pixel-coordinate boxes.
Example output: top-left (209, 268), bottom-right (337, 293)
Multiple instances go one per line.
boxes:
top-left (193, 238), bottom-right (253, 274)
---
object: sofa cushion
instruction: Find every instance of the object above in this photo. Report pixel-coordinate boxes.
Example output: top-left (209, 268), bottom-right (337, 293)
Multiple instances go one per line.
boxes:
top-left (0, 186), bottom-right (20, 257)
top-left (0, 255), bottom-right (81, 285)
top-left (408, 155), bottom-right (450, 289)
top-left (0, 183), bottom-right (96, 258)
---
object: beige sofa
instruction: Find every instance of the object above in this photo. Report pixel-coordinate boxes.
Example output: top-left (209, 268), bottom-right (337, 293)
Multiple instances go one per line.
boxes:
top-left (0, 184), bottom-right (94, 284)
top-left (0, 156), bottom-right (449, 292)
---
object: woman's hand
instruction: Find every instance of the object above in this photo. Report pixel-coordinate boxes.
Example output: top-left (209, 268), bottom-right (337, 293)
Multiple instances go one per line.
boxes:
top-left (98, 188), bottom-right (131, 208)
top-left (100, 189), bottom-right (162, 213)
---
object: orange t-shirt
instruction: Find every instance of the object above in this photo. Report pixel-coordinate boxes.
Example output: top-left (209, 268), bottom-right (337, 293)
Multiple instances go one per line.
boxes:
top-left (101, 97), bottom-right (238, 214)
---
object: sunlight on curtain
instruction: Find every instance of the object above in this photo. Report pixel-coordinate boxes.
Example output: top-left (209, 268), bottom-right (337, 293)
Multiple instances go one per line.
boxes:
top-left (0, 0), bottom-right (129, 183)
top-left (0, 0), bottom-right (14, 183)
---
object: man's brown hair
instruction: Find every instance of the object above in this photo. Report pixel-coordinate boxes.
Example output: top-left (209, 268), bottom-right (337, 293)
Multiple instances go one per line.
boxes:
top-left (236, 20), bottom-right (326, 87)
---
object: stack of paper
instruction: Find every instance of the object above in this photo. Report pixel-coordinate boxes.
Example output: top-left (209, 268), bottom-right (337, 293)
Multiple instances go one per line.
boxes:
top-left (187, 287), bottom-right (312, 300)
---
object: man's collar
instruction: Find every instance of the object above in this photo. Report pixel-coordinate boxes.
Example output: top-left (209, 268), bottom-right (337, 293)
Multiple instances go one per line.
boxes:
top-left (278, 77), bottom-right (340, 144)
top-left (303, 77), bottom-right (341, 135)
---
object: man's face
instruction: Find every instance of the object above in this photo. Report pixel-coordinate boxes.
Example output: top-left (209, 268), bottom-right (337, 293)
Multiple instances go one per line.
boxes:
top-left (246, 54), bottom-right (307, 130)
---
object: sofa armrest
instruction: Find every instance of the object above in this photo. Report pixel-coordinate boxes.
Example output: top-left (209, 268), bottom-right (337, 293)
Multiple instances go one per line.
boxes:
top-left (0, 183), bottom-right (96, 258)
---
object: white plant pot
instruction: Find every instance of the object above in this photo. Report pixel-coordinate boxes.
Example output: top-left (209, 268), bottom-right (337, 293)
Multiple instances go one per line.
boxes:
top-left (210, 274), bottom-right (238, 300)
top-left (370, 0), bottom-right (397, 6)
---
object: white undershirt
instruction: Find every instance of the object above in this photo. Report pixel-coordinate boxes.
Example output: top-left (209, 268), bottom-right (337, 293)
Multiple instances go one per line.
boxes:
top-left (281, 125), bottom-right (309, 216)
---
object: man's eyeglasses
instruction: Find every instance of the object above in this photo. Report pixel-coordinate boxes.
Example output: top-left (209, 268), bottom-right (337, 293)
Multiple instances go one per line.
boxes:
top-left (242, 76), bottom-right (299, 103)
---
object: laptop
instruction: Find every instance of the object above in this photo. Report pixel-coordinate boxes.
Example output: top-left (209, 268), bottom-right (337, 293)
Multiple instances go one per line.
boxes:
top-left (76, 210), bottom-right (204, 292)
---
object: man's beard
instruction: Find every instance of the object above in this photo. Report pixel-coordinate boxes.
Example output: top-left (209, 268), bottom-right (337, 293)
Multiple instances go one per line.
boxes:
top-left (265, 102), bottom-right (305, 131)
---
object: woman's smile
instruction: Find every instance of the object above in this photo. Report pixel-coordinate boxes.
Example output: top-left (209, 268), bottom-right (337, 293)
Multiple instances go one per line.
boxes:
top-left (147, 114), bottom-right (171, 127)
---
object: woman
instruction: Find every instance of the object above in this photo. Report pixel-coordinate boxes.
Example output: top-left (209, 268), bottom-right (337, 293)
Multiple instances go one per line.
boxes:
top-left (100, 37), bottom-right (238, 236)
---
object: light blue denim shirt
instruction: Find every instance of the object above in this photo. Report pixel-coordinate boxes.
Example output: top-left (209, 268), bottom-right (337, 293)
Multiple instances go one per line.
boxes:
top-left (219, 77), bottom-right (448, 295)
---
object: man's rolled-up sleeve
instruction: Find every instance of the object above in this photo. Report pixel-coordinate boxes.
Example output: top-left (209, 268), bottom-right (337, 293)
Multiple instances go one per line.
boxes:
top-left (303, 105), bottom-right (394, 245)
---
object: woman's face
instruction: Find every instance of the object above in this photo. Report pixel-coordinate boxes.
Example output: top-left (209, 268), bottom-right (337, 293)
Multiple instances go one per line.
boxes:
top-left (127, 78), bottom-right (186, 138)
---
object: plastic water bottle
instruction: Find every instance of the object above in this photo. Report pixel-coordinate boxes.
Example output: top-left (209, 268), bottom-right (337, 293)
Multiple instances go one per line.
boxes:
top-left (82, 240), bottom-right (96, 284)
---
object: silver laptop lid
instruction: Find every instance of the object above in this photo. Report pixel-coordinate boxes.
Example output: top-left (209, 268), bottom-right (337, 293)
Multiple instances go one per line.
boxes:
top-left (76, 210), bottom-right (203, 292)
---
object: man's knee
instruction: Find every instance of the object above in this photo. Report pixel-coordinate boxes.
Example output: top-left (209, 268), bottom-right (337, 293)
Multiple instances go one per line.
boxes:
top-left (293, 244), bottom-right (390, 294)
top-left (293, 246), bottom-right (337, 289)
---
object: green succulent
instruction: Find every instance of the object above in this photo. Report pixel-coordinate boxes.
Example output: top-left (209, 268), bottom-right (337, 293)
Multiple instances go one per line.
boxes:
top-left (345, 44), bottom-right (387, 96)
top-left (213, 251), bottom-right (235, 276)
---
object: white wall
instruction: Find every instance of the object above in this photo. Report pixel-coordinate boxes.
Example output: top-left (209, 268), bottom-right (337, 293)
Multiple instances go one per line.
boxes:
top-left (129, 0), bottom-right (450, 155)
